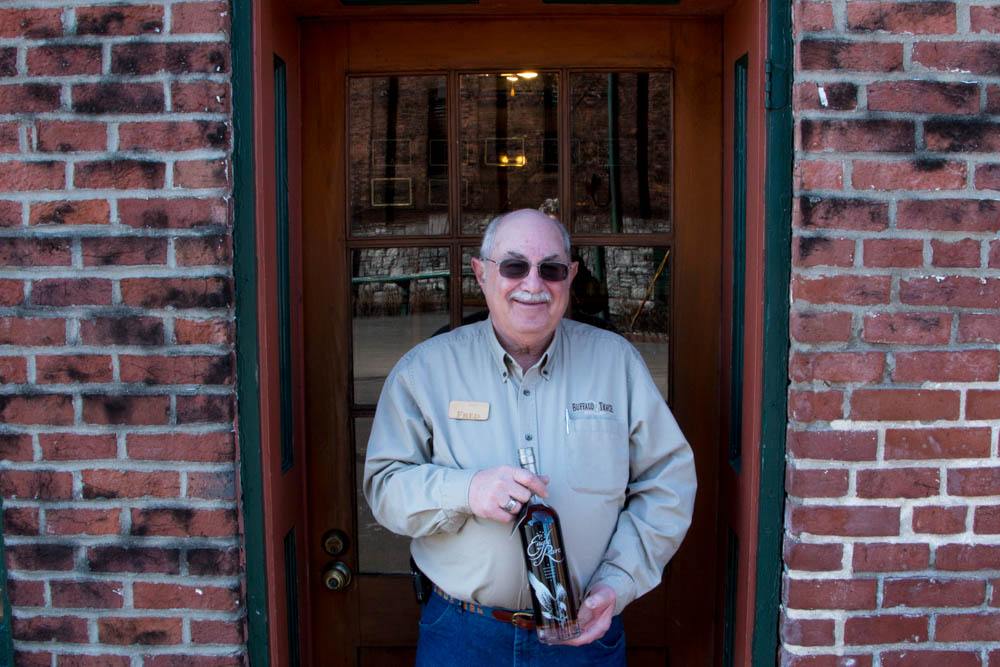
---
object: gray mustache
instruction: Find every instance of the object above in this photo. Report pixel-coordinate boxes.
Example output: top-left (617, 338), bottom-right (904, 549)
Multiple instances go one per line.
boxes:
top-left (510, 291), bottom-right (552, 304)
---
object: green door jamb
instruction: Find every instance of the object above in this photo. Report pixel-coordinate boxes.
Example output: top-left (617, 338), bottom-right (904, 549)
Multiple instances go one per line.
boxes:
top-left (231, 0), bottom-right (271, 664)
top-left (0, 502), bottom-right (15, 663)
top-left (752, 0), bottom-right (793, 664)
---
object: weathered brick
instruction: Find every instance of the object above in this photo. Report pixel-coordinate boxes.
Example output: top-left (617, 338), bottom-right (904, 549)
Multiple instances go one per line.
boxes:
top-left (913, 42), bottom-right (1000, 75)
top-left (882, 651), bottom-right (981, 667)
top-left (800, 119), bottom-right (913, 152)
top-left (35, 354), bottom-right (113, 384)
top-left (0, 394), bottom-right (73, 425)
top-left (143, 657), bottom-right (242, 667)
top-left (39, 433), bottom-right (117, 461)
top-left (0, 356), bottom-right (27, 383)
top-left (6, 544), bottom-right (75, 571)
top-left (844, 615), bottom-right (928, 644)
top-left (912, 505), bottom-right (967, 534)
top-left (972, 5), bottom-right (1000, 32)
top-left (80, 316), bottom-right (165, 346)
top-left (51, 580), bottom-right (124, 608)
top-left (847, 2), bottom-right (956, 34)
top-left (87, 546), bottom-right (179, 574)
top-left (894, 350), bottom-right (999, 382)
top-left (0, 8), bottom-right (62, 38)
top-left (0, 238), bottom-right (71, 266)
top-left (926, 119), bottom-right (1000, 152)
top-left (886, 428), bottom-right (991, 460)
top-left (120, 354), bottom-right (233, 385)
top-left (131, 508), bottom-right (237, 538)
top-left (786, 579), bottom-right (876, 610)
top-left (127, 432), bottom-right (234, 462)
top-left (133, 582), bottom-right (239, 611)
top-left (788, 429), bottom-right (878, 461)
top-left (900, 277), bottom-right (1000, 308)
top-left (174, 158), bottom-right (229, 188)
top-left (121, 277), bottom-right (232, 309)
top-left (959, 314), bottom-right (1000, 343)
top-left (176, 235), bottom-right (232, 266)
top-left (82, 469), bottom-right (179, 499)
top-left (187, 547), bottom-right (239, 576)
top-left (976, 163), bottom-right (1000, 190)
top-left (794, 236), bottom-right (855, 267)
top-left (787, 468), bottom-right (850, 498)
top-left (13, 616), bottom-right (88, 643)
top-left (98, 617), bottom-right (182, 645)
top-left (72, 83), bottom-right (165, 114)
top-left (0, 470), bottom-right (73, 502)
top-left (936, 614), bottom-right (1000, 641)
top-left (27, 45), bottom-right (101, 76)
top-left (897, 199), bottom-right (1000, 232)
top-left (782, 656), bottom-right (872, 667)
top-left (30, 199), bottom-right (110, 226)
top-left (974, 506), bottom-right (1000, 534)
top-left (799, 40), bottom-right (904, 71)
top-left (852, 159), bottom-right (966, 191)
top-left (0, 281), bottom-right (24, 307)
top-left (8, 579), bottom-right (45, 606)
top-left (186, 471), bottom-right (234, 500)
top-left (171, 2), bottom-right (229, 34)
top-left (32, 278), bottom-right (112, 306)
top-left (0, 85), bottom-right (61, 114)
top-left (791, 505), bottom-right (900, 536)
top-left (867, 80), bottom-right (978, 114)
top-left (784, 540), bottom-right (844, 571)
top-left (931, 238), bottom-right (981, 268)
top-left (795, 160), bottom-right (844, 190)
top-left (0, 199), bottom-right (20, 226)
top-left (36, 121), bottom-right (106, 153)
top-left (856, 468), bottom-right (939, 499)
top-left (119, 121), bottom-right (229, 152)
top-left (119, 197), bottom-right (228, 229)
top-left (948, 467), bottom-right (1000, 496)
top-left (0, 161), bottom-right (64, 192)
top-left (81, 236), bottom-right (167, 266)
top-left (792, 275), bottom-right (890, 305)
top-left (0, 434), bottom-right (33, 462)
top-left (850, 389), bottom-right (959, 421)
top-left (174, 318), bottom-right (233, 345)
top-left (862, 312), bottom-right (951, 345)
top-left (75, 159), bottom-right (165, 190)
top-left (789, 390), bottom-right (843, 422)
top-left (58, 656), bottom-right (131, 667)
top-left (5, 507), bottom-right (39, 535)
top-left (171, 81), bottom-right (231, 113)
top-left (936, 544), bottom-right (1000, 571)
top-left (190, 619), bottom-right (242, 644)
top-left (76, 5), bottom-right (163, 36)
top-left (782, 616), bottom-right (835, 647)
top-left (796, 82), bottom-right (857, 110)
top-left (176, 394), bottom-right (234, 423)
top-left (790, 310), bottom-right (853, 343)
top-left (112, 42), bottom-right (228, 75)
top-left (862, 238), bottom-right (923, 268)
top-left (790, 352), bottom-right (884, 383)
top-left (46, 508), bottom-right (120, 536)
top-left (82, 394), bottom-right (170, 425)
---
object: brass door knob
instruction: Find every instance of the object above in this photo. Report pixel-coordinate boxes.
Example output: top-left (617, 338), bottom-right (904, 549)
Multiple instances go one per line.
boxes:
top-left (322, 529), bottom-right (350, 557)
top-left (322, 561), bottom-right (352, 591)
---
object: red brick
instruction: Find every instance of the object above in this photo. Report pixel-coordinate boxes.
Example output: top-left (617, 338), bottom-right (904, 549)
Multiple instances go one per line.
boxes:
top-left (841, 541), bottom-right (916, 573)
top-left (974, 506), bottom-right (1000, 534)
top-left (844, 614), bottom-right (927, 644)
top-left (972, 5), bottom-right (1000, 32)
top-left (885, 579), bottom-right (984, 609)
top-left (787, 468), bottom-right (849, 498)
top-left (5, 507), bottom-right (39, 535)
top-left (0, 124), bottom-right (16, 154)
top-left (992, 240), bottom-right (1000, 268)
top-left (81, 236), bottom-right (167, 266)
top-left (926, 119), bottom-right (1000, 152)
top-left (969, 390), bottom-right (1000, 419)
top-left (852, 159), bottom-right (966, 191)
top-left (786, 578), bottom-right (876, 610)
top-left (174, 159), bottom-right (229, 188)
top-left (190, 619), bottom-right (242, 644)
top-left (0, 433), bottom-right (32, 461)
top-left (0, 356), bottom-right (26, 383)
top-left (27, 45), bottom-right (101, 76)
top-left (76, 5), bottom-right (163, 35)
top-left (894, 350), bottom-right (999, 383)
top-left (82, 394), bottom-right (170, 425)
top-left (176, 394), bottom-right (234, 424)
top-left (960, 313), bottom-right (1000, 343)
top-left (799, 40), bottom-right (904, 71)
top-left (30, 199), bottom-right (109, 226)
top-left (0, 160), bottom-right (64, 192)
top-left (13, 652), bottom-right (50, 667)
top-left (8, 579), bottom-right (45, 606)
top-left (99, 617), bottom-right (182, 645)
top-left (782, 616), bottom-right (834, 647)
top-left (120, 354), bottom-right (232, 385)
top-left (36, 354), bottom-right (112, 384)
top-left (932, 238), bottom-right (981, 268)
top-left (112, 43), bottom-right (228, 76)
top-left (937, 544), bottom-right (1000, 571)
top-left (186, 471), bottom-right (234, 500)
top-left (0, 8), bottom-right (62, 38)
top-left (795, 160), bottom-right (844, 190)
top-left (127, 432), bottom-right (233, 463)
top-left (791, 505), bottom-right (900, 536)
top-left (58, 656), bottom-right (131, 667)
top-left (868, 80), bottom-right (978, 114)
top-left (788, 429), bottom-right (877, 461)
top-left (0, 394), bottom-right (73, 425)
top-left (72, 83), bottom-right (164, 114)
top-left (886, 428), bottom-right (991, 460)
top-left (32, 278), bottom-right (111, 306)
top-left (82, 469), bottom-right (179, 499)
top-left (119, 121), bottom-right (229, 152)
top-left (790, 310), bottom-right (853, 343)
top-left (0, 238), bottom-right (71, 266)
top-left (176, 235), bottom-right (232, 266)
top-left (794, 236), bottom-right (854, 267)
top-left (792, 275), bottom-right (890, 305)
top-left (862, 238), bottom-right (923, 268)
top-left (174, 318), bottom-right (233, 345)
top-left (143, 657), bottom-right (242, 667)
top-left (13, 616), bottom-right (88, 643)
top-left (171, 81), bottom-right (231, 113)
top-left (850, 389), bottom-right (959, 421)
top-left (0, 85), bottom-right (61, 115)
top-left (789, 390), bottom-right (843, 422)
top-left (988, 83), bottom-right (1000, 109)
top-left (847, 2), bottom-right (956, 33)
top-left (795, 82), bottom-right (856, 110)
top-left (898, 199), bottom-right (1000, 232)
top-left (0, 470), bottom-right (71, 500)
top-left (901, 276), bottom-right (1000, 308)
top-left (784, 540), bottom-right (844, 571)
top-left (46, 508), bottom-right (120, 536)
top-left (948, 467), bottom-right (1000, 496)
top-left (35, 121), bottom-right (106, 153)
top-left (937, 614), bottom-right (1000, 641)
top-left (0, 281), bottom-right (23, 307)
top-left (119, 197), bottom-right (228, 229)
top-left (171, 2), bottom-right (229, 34)
top-left (51, 580), bottom-right (124, 608)
top-left (0, 199), bottom-right (20, 226)
top-left (74, 159), bottom-right (164, 190)
top-left (87, 546), bottom-right (179, 574)
top-left (131, 507), bottom-right (237, 538)
top-left (40, 433), bottom-right (117, 461)
top-left (976, 163), bottom-right (1000, 189)
top-left (790, 352), bottom-right (884, 384)
top-left (882, 651), bottom-right (981, 667)
top-left (857, 468), bottom-right (939, 499)
top-left (914, 42), bottom-right (1000, 75)
top-left (187, 547), bottom-right (239, 576)
top-left (782, 656), bottom-right (872, 667)
top-left (913, 505), bottom-right (967, 534)
top-left (122, 277), bottom-right (232, 309)
top-left (800, 119), bottom-right (913, 153)
top-left (80, 316), bottom-right (165, 346)
top-left (0, 48), bottom-right (16, 76)
top-left (862, 312), bottom-right (951, 345)
top-left (133, 583), bottom-right (239, 611)
top-left (7, 543), bottom-right (75, 571)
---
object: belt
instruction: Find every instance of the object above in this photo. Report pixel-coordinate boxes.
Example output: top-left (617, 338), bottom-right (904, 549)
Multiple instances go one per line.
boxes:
top-left (432, 585), bottom-right (536, 630)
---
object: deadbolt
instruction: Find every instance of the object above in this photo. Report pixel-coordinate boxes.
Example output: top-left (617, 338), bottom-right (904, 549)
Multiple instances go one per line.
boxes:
top-left (322, 529), bottom-right (350, 557)
top-left (322, 561), bottom-right (353, 591)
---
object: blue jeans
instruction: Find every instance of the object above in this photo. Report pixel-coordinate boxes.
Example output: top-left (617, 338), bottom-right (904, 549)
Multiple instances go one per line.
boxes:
top-left (415, 591), bottom-right (627, 667)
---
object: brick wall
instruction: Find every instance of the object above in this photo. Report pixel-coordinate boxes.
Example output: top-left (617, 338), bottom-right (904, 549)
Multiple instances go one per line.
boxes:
top-left (0, 2), bottom-right (243, 664)
top-left (785, 1), bottom-right (1000, 665)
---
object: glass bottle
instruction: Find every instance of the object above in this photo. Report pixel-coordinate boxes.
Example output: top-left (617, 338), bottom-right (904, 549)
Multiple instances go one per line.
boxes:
top-left (517, 447), bottom-right (581, 643)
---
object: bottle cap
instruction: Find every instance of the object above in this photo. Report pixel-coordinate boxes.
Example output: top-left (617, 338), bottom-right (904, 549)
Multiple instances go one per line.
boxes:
top-left (518, 447), bottom-right (536, 467)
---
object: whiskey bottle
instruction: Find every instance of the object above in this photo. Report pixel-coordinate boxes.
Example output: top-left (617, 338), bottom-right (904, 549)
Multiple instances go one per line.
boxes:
top-left (517, 447), bottom-right (581, 644)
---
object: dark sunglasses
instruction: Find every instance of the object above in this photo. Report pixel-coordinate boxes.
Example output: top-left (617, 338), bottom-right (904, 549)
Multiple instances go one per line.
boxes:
top-left (482, 257), bottom-right (570, 282)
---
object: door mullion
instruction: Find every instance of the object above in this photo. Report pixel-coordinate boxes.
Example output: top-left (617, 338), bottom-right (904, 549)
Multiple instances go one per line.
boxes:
top-left (559, 68), bottom-right (573, 234)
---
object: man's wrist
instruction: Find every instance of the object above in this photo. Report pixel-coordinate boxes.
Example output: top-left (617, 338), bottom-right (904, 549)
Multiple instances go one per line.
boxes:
top-left (438, 467), bottom-right (477, 514)
top-left (588, 563), bottom-right (635, 616)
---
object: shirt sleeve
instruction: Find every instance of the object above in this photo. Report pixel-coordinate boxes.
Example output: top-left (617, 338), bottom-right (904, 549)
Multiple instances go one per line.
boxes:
top-left (363, 357), bottom-right (477, 538)
top-left (585, 345), bottom-right (698, 615)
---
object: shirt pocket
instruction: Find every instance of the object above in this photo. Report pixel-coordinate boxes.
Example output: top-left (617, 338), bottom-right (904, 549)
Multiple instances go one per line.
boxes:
top-left (566, 415), bottom-right (629, 495)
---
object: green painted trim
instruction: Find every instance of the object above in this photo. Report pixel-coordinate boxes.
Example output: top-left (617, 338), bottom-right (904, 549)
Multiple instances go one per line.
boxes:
top-left (729, 53), bottom-right (748, 473)
top-left (752, 0), bottom-right (793, 664)
top-left (231, 0), bottom-right (271, 664)
top-left (274, 55), bottom-right (294, 474)
top-left (283, 528), bottom-right (301, 666)
top-left (0, 500), bottom-right (15, 664)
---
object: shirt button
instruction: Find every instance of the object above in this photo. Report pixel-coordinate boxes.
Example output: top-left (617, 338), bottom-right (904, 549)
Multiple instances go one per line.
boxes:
top-left (523, 389), bottom-right (531, 396)
top-left (525, 434), bottom-right (533, 441)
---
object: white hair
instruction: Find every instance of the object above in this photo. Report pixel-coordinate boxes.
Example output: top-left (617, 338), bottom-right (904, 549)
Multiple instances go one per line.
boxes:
top-left (479, 209), bottom-right (571, 260)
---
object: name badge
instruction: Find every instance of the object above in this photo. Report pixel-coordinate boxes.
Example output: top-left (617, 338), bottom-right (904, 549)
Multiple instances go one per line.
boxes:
top-left (448, 400), bottom-right (490, 421)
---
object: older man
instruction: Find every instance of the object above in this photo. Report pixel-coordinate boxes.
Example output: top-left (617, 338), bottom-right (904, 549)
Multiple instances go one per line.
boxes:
top-left (364, 209), bottom-right (696, 666)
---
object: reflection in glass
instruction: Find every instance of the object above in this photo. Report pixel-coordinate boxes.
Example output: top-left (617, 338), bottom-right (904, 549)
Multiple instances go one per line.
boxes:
top-left (571, 72), bottom-right (672, 234)
top-left (461, 246), bottom-right (488, 324)
top-left (460, 72), bottom-right (559, 235)
top-left (572, 245), bottom-right (670, 399)
top-left (354, 417), bottom-right (410, 574)
top-left (349, 76), bottom-right (448, 236)
top-left (352, 247), bottom-right (450, 404)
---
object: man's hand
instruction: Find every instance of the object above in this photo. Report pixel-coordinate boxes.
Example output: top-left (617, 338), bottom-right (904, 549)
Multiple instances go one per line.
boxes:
top-left (468, 466), bottom-right (548, 523)
top-left (561, 584), bottom-right (616, 647)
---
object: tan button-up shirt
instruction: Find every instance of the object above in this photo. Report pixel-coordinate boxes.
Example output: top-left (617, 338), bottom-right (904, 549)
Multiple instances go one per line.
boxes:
top-left (363, 318), bottom-right (696, 615)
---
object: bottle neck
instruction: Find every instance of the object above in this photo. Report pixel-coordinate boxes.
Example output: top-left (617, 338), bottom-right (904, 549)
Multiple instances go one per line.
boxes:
top-left (519, 463), bottom-right (545, 506)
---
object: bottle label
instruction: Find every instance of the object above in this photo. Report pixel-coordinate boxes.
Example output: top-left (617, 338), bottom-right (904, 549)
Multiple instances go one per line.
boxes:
top-left (526, 531), bottom-right (564, 567)
top-left (525, 524), bottom-right (571, 623)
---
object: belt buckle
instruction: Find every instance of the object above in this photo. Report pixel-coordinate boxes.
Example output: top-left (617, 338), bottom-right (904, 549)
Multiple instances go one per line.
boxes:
top-left (510, 611), bottom-right (534, 629)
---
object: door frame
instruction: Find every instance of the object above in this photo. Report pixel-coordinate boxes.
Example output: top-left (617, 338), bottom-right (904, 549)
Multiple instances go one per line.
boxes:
top-left (229, 0), bottom-right (793, 664)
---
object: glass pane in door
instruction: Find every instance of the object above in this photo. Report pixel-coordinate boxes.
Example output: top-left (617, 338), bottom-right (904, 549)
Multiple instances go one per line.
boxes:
top-left (460, 72), bottom-right (559, 234)
top-left (349, 75), bottom-right (449, 236)
top-left (570, 72), bottom-right (672, 234)
top-left (572, 245), bottom-right (671, 399)
top-left (352, 247), bottom-right (450, 405)
top-left (354, 417), bottom-right (410, 574)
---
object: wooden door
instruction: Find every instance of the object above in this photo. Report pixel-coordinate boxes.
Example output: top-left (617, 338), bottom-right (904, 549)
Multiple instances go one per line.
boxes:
top-left (300, 17), bottom-right (722, 666)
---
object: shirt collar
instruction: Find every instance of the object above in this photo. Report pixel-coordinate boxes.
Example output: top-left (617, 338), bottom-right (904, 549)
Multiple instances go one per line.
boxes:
top-left (482, 317), bottom-right (562, 383)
